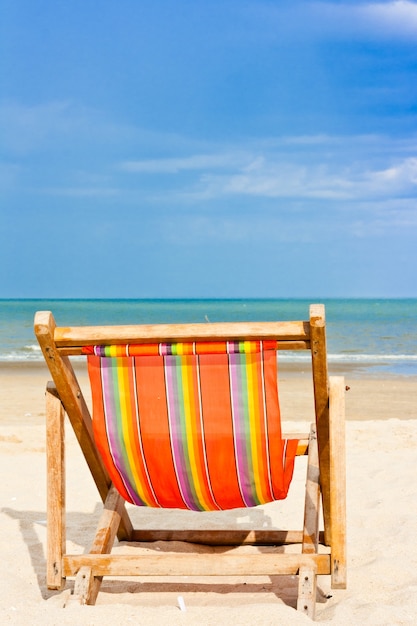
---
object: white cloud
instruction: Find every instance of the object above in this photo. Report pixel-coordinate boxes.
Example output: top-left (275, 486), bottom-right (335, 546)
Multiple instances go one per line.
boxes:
top-left (120, 153), bottom-right (246, 174)
top-left (2, 100), bottom-right (416, 218)
top-left (0, 100), bottom-right (131, 156)
top-left (155, 192), bottom-right (417, 246)
top-left (114, 134), bottom-right (417, 207)
top-left (158, 215), bottom-right (317, 244)
top-left (361, 1), bottom-right (417, 35)
top-left (312, 0), bottom-right (417, 38)
top-left (281, 134), bottom-right (334, 146)
top-left (189, 155), bottom-right (417, 202)
top-left (360, 157), bottom-right (417, 197)
top-left (253, 1), bottom-right (417, 41)
top-left (0, 100), bottom-right (199, 157)
top-left (40, 186), bottom-right (120, 198)
top-left (0, 101), bottom-right (73, 154)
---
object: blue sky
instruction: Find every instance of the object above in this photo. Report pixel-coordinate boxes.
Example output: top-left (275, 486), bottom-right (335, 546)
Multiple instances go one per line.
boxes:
top-left (1, 0), bottom-right (416, 298)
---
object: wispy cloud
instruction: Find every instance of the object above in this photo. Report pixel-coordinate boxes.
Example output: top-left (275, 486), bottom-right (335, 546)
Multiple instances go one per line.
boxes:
top-left (40, 186), bottom-right (121, 198)
top-left (248, 1), bottom-right (417, 41)
top-left (2, 99), bottom-right (416, 219)
top-left (117, 131), bottom-right (417, 204)
top-left (360, 1), bottom-right (417, 37)
top-left (0, 100), bottom-right (74, 154)
top-left (120, 153), bottom-right (246, 174)
top-left (365, 157), bottom-right (417, 192)
top-left (0, 100), bottom-right (201, 156)
top-left (158, 214), bottom-right (319, 244)
top-left (175, 152), bottom-right (417, 203)
top-left (362, 0), bottom-right (417, 29)
top-left (151, 194), bottom-right (417, 245)
top-left (313, 0), bottom-right (417, 39)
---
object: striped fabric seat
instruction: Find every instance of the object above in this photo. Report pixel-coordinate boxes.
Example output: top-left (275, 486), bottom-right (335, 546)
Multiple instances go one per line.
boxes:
top-left (83, 341), bottom-right (298, 511)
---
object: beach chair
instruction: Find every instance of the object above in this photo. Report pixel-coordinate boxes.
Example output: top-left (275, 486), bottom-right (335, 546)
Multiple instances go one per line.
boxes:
top-left (34, 303), bottom-right (346, 619)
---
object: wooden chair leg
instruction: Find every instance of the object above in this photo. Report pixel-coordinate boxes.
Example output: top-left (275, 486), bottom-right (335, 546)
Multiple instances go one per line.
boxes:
top-left (297, 425), bottom-right (321, 619)
top-left (90, 484), bottom-right (125, 555)
top-left (46, 382), bottom-right (66, 590)
top-left (297, 566), bottom-right (318, 619)
top-left (72, 566), bottom-right (96, 605)
top-left (329, 376), bottom-right (347, 589)
top-left (301, 425), bottom-right (321, 554)
top-left (71, 484), bottom-right (125, 605)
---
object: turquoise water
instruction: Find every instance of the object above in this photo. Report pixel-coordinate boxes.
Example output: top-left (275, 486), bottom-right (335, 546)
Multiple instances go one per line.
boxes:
top-left (0, 299), bottom-right (416, 375)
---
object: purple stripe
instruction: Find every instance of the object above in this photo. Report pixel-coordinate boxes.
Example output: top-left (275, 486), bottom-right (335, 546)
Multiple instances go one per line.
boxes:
top-left (100, 358), bottom-right (143, 505)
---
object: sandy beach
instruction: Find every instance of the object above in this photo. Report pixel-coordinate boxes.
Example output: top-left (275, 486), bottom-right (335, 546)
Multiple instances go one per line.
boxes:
top-left (1, 362), bottom-right (416, 624)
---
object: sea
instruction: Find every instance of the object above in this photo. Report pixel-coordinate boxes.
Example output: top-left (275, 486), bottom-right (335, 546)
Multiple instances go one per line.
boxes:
top-left (0, 298), bottom-right (416, 376)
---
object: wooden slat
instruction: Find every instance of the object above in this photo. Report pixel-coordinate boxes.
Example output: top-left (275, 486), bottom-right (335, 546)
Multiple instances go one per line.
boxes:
top-left (90, 484), bottom-right (126, 555)
top-left (130, 529), bottom-right (327, 545)
top-left (297, 566), bottom-right (318, 619)
top-left (73, 485), bottom-right (126, 605)
top-left (73, 567), bottom-right (95, 606)
top-left (53, 319), bottom-right (310, 347)
top-left (64, 553), bottom-right (331, 577)
top-left (298, 427), bottom-right (320, 618)
top-left (46, 383), bottom-right (66, 590)
top-left (301, 426), bottom-right (321, 554)
top-left (309, 304), bottom-right (332, 546)
top-left (329, 376), bottom-right (347, 589)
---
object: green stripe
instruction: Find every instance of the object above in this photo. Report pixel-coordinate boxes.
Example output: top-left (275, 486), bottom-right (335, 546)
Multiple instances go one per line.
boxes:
top-left (111, 358), bottom-right (135, 492)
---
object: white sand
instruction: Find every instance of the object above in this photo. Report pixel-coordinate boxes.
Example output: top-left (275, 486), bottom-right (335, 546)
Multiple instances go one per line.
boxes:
top-left (1, 364), bottom-right (416, 624)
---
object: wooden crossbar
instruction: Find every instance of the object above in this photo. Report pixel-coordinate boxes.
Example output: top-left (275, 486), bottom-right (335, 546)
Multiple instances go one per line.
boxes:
top-left (129, 529), bottom-right (325, 545)
top-left (63, 553), bottom-right (331, 578)
top-left (52, 319), bottom-right (310, 347)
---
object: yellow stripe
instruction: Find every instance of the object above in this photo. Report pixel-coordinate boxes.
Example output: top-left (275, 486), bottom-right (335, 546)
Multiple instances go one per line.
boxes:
top-left (246, 353), bottom-right (260, 498)
top-left (246, 352), bottom-right (269, 504)
top-left (256, 349), bottom-right (270, 503)
top-left (109, 345), bottom-right (126, 357)
top-left (117, 361), bottom-right (138, 493)
top-left (256, 349), bottom-right (271, 503)
top-left (181, 358), bottom-right (203, 505)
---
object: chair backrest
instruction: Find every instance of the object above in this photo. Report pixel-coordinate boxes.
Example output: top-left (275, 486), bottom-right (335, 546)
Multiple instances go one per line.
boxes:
top-left (34, 304), bottom-right (330, 514)
top-left (83, 340), bottom-right (299, 511)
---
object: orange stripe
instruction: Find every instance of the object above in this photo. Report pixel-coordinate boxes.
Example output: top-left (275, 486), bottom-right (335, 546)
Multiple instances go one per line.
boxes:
top-left (263, 349), bottom-right (287, 499)
top-left (183, 355), bottom-right (218, 510)
top-left (133, 355), bottom-right (186, 508)
top-left (198, 352), bottom-right (246, 509)
top-left (128, 344), bottom-right (160, 356)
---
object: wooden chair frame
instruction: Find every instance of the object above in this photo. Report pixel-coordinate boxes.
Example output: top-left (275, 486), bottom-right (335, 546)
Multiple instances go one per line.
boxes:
top-left (34, 303), bottom-right (346, 619)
